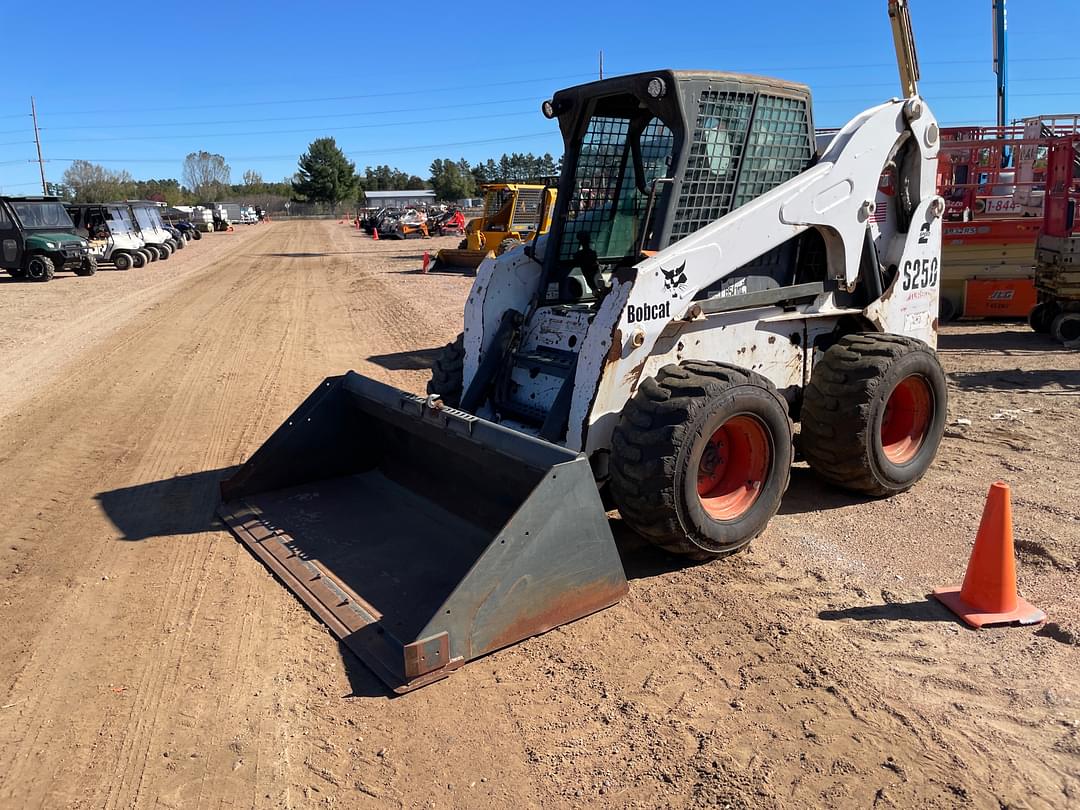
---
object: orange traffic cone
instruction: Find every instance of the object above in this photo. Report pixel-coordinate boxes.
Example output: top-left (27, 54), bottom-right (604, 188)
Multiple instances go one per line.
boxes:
top-left (932, 482), bottom-right (1046, 628)
top-left (422, 251), bottom-right (430, 274)
top-left (372, 228), bottom-right (378, 241)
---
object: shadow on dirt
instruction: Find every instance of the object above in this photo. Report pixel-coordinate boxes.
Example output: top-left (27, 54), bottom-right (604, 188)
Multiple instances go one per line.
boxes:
top-left (393, 267), bottom-right (475, 276)
top-left (366, 347), bottom-right (442, 371)
top-left (96, 468), bottom-right (234, 541)
top-left (938, 328), bottom-right (1065, 354)
top-left (338, 642), bottom-right (398, 698)
top-left (818, 598), bottom-right (956, 623)
top-left (608, 466), bottom-right (866, 578)
top-left (778, 466), bottom-right (867, 515)
top-left (607, 517), bottom-right (701, 581)
top-left (0, 275), bottom-right (82, 284)
top-left (947, 368), bottom-right (1080, 392)
top-left (1034, 622), bottom-right (1079, 646)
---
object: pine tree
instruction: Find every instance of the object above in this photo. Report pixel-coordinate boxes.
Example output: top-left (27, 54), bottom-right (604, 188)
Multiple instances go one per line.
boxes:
top-left (292, 138), bottom-right (360, 203)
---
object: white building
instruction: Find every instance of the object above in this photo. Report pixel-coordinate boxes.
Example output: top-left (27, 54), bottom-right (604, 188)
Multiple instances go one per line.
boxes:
top-left (363, 189), bottom-right (436, 209)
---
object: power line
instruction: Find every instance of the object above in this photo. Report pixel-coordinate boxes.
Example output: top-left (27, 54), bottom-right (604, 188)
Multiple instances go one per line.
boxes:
top-left (34, 96), bottom-right (547, 132)
top-left (19, 75), bottom-right (1078, 136)
top-left (29, 86), bottom-right (1076, 147)
top-left (816, 75), bottom-right (1080, 90)
top-left (0, 180), bottom-right (46, 189)
top-left (0, 73), bottom-right (595, 119)
top-left (41, 130), bottom-right (557, 165)
top-left (815, 89), bottom-right (1080, 104)
top-left (7, 55), bottom-right (1080, 121)
top-left (41, 108), bottom-right (541, 145)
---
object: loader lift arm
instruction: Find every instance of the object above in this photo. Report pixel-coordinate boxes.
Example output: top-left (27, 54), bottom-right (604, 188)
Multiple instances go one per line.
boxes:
top-left (889, 0), bottom-right (921, 98)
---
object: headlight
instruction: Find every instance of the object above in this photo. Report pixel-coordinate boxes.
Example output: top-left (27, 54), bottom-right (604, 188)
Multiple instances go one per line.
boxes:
top-left (647, 77), bottom-right (667, 99)
top-left (80, 239), bottom-right (88, 247)
top-left (44, 241), bottom-right (56, 249)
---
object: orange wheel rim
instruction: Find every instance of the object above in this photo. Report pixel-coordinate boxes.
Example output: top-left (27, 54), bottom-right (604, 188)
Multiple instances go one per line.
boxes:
top-left (881, 375), bottom-right (933, 464)
top-left (696, 415), bottom-right (771, 521)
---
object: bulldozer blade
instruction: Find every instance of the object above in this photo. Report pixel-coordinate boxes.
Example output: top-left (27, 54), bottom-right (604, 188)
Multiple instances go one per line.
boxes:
top-left (219, 373), bottom-right (627, 693)
top-left (431, 248), bottom-right (494, 272)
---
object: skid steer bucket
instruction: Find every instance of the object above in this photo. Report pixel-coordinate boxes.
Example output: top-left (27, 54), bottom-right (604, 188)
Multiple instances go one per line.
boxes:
top-left (218, 373), bottom-right (627, 693)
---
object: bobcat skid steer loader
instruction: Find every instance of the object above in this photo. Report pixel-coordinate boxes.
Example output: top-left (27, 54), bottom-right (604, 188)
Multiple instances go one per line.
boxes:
top-left (220, 1), bottom-right (946, 693)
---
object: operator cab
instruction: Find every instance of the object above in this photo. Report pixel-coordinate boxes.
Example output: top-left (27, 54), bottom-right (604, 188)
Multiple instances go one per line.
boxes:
top-left (477, 71), bottom-right (821, 439)
top-left (538, 70), bottom-right (818, 307)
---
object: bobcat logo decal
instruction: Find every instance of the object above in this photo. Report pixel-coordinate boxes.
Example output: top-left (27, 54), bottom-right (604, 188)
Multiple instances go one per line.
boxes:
top-left (661, 261), bottom-right (687, 297)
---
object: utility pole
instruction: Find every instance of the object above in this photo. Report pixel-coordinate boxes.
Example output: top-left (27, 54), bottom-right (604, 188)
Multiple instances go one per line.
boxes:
top-left (599, 49), bottom-right (604, 81)
top-left (31, 96), bottom-right (47, 194)
top-left (992, 0), bottom-right (1008, 128)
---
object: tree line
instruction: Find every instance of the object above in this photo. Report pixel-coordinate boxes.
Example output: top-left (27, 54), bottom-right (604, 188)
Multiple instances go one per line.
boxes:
top-left (51, 136), bottom-right (563, 209)
top-left (55, 154), bottom-right (293, 207)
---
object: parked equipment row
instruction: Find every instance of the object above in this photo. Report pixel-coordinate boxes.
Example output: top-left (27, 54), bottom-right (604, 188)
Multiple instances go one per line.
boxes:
top-left (0, 197), bottom-right (206, 282)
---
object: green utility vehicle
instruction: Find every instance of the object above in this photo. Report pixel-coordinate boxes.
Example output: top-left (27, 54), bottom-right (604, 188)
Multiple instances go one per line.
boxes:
top-left (0, 196), bottom-right (96, 281)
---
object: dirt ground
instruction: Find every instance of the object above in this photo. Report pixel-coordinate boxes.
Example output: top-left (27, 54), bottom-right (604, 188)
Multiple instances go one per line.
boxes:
top-left (0, 220), bottom-right (1076, 809)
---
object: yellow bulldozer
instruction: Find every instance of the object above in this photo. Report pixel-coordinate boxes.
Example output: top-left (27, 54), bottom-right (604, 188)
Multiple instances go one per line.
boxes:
top-left (432, 183), bottom-right (555, 271)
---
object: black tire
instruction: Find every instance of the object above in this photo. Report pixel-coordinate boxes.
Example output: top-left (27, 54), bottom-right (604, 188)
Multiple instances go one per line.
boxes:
top-left (113, 252), bottom-right (133, 271)
top-left (938, 295), bottom-right (957, 324)
top-left (497, 237), bottom-right (523, 255)
top-left (75, 256), bottom-right (97, 276)
top-left (1028, 302), bottom-right (1054, 334)
top-left (25, 254), bottom-right (55, 282)
top-left (191, 229), bottom-right (202, 240)
top-left (426, 333), bottom-right (465, 407)
top-left (144, 246), bottom-right (160, 262)
top-left (800, 333), bottom-right (947, 497)
top-left (1050, 312), bottom-right (1080, 344)
top-left (609, 361), bottom-right (794, 560)
top-left (157, 244), bottom-right (172, 260)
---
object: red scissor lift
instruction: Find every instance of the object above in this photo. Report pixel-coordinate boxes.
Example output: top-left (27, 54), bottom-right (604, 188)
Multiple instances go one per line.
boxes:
top-left (936, 116), bottom-right (1080, 320)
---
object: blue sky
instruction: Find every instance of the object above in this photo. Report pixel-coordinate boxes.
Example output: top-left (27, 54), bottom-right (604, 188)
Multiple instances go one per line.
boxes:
top-left (2, 0), bottom-right (1078, 193)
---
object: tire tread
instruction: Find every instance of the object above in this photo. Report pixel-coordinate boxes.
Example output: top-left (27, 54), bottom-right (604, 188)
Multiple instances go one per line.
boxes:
top-left (610, 362), bottom-right (790, 560)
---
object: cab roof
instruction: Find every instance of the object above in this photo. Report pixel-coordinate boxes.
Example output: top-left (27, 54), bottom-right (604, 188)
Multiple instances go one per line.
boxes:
top-left (1, 195), bottom-right (64, 203)
top-left (554, 69), bottom-right (811, 100)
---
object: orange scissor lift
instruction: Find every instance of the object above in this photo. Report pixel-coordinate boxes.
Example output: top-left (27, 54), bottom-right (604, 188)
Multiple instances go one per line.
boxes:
top-left (936, 116), bottom-right (1080, 320)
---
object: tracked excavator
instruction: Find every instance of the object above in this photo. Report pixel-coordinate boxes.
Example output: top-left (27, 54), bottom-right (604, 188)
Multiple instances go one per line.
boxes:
top-left (219, 1), bottom-right (947, 692)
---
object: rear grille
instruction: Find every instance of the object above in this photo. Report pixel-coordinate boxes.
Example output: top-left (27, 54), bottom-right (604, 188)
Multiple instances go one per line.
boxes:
top-left (669, 91), bottom-right (755, 242)
top-left (670, 91), bottom-right (812, 243)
